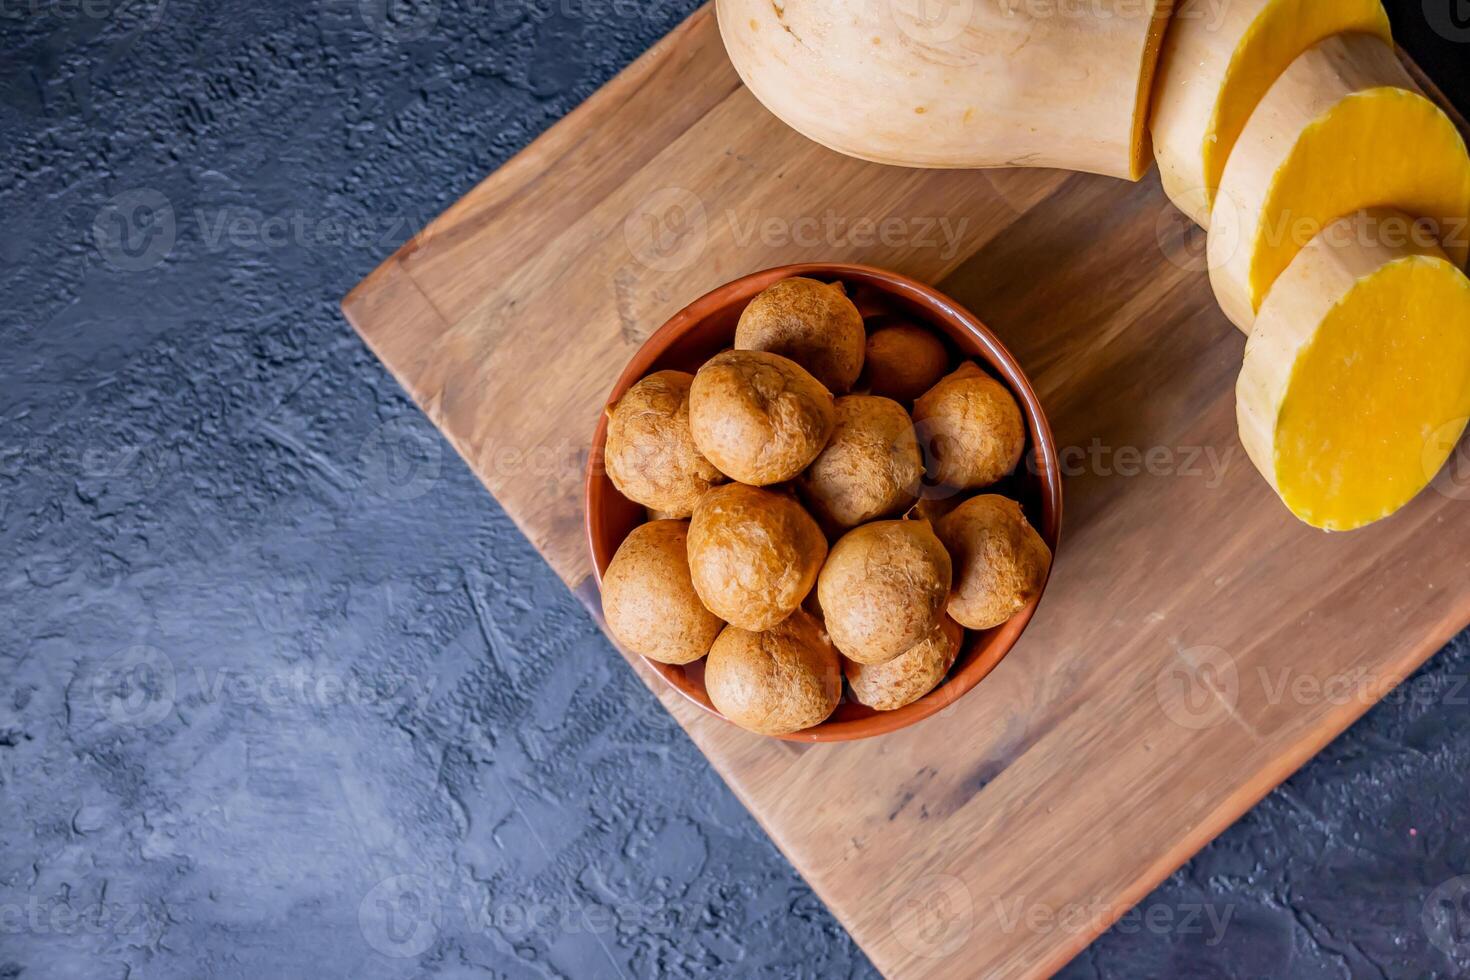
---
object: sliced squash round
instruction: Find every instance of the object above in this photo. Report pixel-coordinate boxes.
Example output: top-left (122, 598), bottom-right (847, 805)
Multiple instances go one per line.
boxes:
top-left (1151, 0), bottom-right (1392, 226)
top-left (1238, 210), bottom-right (1470, 531)
top-left (1208, 34), bottom-right (1470, 331)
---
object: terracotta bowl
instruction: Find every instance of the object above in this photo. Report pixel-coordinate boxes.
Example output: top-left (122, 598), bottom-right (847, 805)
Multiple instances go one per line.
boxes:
top-left (585, 263), bottom-right (1062, 742)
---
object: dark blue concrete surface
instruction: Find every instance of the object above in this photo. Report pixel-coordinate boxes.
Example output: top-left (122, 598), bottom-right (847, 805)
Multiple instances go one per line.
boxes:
top-left (2, 2), bottom-right (1469, 977)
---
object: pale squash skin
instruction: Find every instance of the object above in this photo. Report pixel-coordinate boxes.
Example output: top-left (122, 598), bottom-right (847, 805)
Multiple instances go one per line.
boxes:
top-left (603, 521), bottom-right (724, 666)
top-left (605, 370), bottom-right (724, 517)
top-left (716, 0), bottom-right (1170, 180)
top-left (818, 520), bottom-right (951, 666)
top-left (937, 496), bottom-right (1052, 631)
top-left (687, 483), bottom-right (827, 632)
top-left (689, 349), bottom-right (836, 486)
top-left (735, 278), bottom-right (865, 393)
top-left (705, 612), bottom-right (841, 736)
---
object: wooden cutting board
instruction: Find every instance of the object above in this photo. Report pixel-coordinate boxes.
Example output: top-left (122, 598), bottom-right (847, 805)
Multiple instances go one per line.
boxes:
top-left (342, 9), bottom-right (1470, 976)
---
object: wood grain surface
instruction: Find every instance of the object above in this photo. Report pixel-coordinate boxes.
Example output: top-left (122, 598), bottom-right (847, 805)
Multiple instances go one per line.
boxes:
top-left (342, 8), bottom-right (1470, 976)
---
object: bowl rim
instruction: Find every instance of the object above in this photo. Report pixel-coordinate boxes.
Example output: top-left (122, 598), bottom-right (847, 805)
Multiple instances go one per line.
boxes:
top-left (584, 262), bottom-right (1063, 742)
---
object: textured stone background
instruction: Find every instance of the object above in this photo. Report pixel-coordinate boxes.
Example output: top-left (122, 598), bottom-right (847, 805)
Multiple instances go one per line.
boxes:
top-left (3, 1), bottom-right (1470, 977)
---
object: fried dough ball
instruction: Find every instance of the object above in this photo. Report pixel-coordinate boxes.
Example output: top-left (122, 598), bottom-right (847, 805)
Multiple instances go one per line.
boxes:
top-left (912, 362), bottom-right (1026, 489)
top-left (845, 614), bottom-right (963, 711)
top-left (817, 520), bottom-right (952, 665)
top-left (936, 495), bottom-right (1052, 630)
top-left (605, 370), bottom-right (724, 517)
top-left (798, 395), bottom-right (922, 530)
top-left (602, 521), bottom-right (724, 665)
top-left (689, 350), bottom-right (836, 485)
top-left (705, 611), bottom-right (841, 735)
top-left (735, 277), bottom-right (866, 392)
top-left (687, 483), bottom-right (828, 632)
top-left (864, 323), bottom-right (950, 402)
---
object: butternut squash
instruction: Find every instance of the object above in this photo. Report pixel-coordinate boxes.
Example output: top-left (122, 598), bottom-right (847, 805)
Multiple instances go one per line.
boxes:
top-left (1237, 210), bottom-right (1470, 530)
top-left (716, 0), bottom-right (1170, 180)
top-left (1207, 34), bottom-right (1470, 330)
top-left (716, 3), bottom-right (1470, 532)
top-left (1151, 0), bottom-right (1392, 226)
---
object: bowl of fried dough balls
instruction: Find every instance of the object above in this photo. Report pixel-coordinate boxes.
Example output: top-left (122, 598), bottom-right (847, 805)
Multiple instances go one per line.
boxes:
top-left (586, 264), bottom-right (1062, 741)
